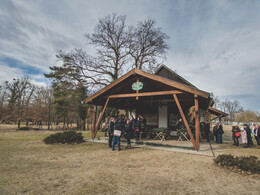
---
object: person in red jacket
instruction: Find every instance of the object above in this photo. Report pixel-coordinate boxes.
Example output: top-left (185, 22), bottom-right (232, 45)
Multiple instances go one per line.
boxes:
top-left (232, 125), bottom-right (240, 146)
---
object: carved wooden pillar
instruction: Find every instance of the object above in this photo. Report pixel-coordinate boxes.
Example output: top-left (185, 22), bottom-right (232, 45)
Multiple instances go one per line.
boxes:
top-left (92, 105), bottom-right (97, 133)
top-left (194, 95), bottom-right (200, 150)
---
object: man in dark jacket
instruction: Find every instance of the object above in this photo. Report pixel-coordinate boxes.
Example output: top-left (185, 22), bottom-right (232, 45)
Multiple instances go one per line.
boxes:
top-left (205, 120), bottom-right (210, 142)
top-left (245, 124), bottom-right (253, 147)
top-left (257, 124), bottom-right (260, 146)
top-left (108, 117), bottom-right (115, 148)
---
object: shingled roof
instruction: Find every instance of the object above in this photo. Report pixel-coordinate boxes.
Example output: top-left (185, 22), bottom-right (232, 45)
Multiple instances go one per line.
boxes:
top-left (155, 65), bottom-right (197, 89)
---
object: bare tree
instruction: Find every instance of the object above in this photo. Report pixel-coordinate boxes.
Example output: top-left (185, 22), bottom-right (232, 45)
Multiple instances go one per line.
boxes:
top-left (84, 13), bottom-right (130, 82)
top-left (0, 85), bottom-right (7, 121)
top-left (4, 78), bottom-right (36, 128)
top-left (212, 95), bottom-right (220, 109)
top-left (56, 49), bottom-right (111, 90)
top-left (219, 99), bottom-right (242, 121)
top-left (235, 110), bottom-right (259, 122)
top-left (55, 14), bottom-right (170, 89)
top-left (128, 18), bottom-right (169, 72)
top-left (30, 86), bottom-right (54, 129)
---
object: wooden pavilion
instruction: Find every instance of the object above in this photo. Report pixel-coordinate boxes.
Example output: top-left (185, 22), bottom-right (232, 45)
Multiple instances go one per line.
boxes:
top-left (84, 65), bottom-right (227, 150)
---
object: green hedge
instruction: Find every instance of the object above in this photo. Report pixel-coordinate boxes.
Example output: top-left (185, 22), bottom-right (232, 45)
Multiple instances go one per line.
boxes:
top-left (18, 127), bottom-right (32, 130)
top-left (44, 131), bottom-right (84, 144)
top-left (214, 154), bottom-right (260, 174)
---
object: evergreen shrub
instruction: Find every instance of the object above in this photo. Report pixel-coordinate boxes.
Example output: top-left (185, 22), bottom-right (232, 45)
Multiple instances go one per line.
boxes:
top-left (18, 127), bottom-right (32, 130)
top-left (214, 154), bottom-right (260, 174)
top-left (44, 131), bottom-right (84, 144)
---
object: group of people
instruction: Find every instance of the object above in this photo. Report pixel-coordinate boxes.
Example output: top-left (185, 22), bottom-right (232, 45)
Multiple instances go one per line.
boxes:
top-left (211, 121), bottom-right (260, 147)
top-left (232, 123), bottom-right (260, 148)
top-left (107, 114), bottom-right (146, 151)
top-left (213, 122), bottom-right (224, 144)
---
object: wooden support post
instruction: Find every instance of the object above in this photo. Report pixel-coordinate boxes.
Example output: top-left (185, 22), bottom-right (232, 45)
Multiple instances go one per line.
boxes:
top-left (92, 98), bottom-right (110, 139)
top-left (92, 105), bottom-right (97, 133)
top-left (136, 79), bottom-right (139, 100)
top-left (194, 95), bottom-right (200, 150)
top-left (173, 94), bottom-right (197, 150)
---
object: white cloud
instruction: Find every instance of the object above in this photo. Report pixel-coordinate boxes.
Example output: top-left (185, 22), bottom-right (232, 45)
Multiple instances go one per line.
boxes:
top-left (0, 62), bottom-right (23, 83)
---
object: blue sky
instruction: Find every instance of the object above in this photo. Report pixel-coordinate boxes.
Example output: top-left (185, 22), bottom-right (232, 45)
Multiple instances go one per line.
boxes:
top-left (0, 0), bottom-right (260, 111)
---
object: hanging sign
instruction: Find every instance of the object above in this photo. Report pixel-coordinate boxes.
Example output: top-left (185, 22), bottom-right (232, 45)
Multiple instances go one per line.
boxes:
top-left (132, 81), bottom-right (143, 90)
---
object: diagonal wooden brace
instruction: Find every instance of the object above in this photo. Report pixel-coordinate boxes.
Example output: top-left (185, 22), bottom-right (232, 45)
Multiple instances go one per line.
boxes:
top-left (92, 98), bottom-right (110, 139)
top-left (173, 94), bottom-right (197, 150)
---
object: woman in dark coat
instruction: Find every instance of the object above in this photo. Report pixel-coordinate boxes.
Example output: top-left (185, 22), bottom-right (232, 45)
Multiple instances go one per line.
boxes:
top-left (135, 116), bottom-right (142, 141)
top-left (245, 124), bottom-right (253, 147)
top-left (216, 122), bottom-right (224, 143)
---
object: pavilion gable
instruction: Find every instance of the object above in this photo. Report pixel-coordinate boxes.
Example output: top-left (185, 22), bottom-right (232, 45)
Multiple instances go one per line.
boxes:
top-left (155, 65), bottom-right (197, 89)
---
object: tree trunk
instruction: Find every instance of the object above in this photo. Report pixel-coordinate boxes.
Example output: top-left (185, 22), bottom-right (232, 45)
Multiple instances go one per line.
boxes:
top-left (48, 105), bottom-right (51, 130)
top-left (83, 118), bottom-right (86, 131)
top-left (87, 117), bottom-right (89, 131)
top-left (18, 120), bottom-right (21, 129)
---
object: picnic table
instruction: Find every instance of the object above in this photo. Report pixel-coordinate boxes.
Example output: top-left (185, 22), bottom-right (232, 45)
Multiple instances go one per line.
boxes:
top-left (177, 127), bottom-right (190, 141)
top-left (150, 127), bottom-right (170, 141)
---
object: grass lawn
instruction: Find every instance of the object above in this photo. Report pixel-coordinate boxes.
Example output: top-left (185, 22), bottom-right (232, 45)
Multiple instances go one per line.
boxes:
top-left (0, 126), bottom-right (260, 195)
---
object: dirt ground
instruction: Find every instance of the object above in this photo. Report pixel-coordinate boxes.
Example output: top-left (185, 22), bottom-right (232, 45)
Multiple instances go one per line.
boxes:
top-left (0, 124), bottom-right (259, 195)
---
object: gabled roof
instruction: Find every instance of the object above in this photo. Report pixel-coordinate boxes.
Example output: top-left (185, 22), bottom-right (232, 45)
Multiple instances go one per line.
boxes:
top-left (208, 107), bottom-right (228, 117)
top-left (84, 68), bottom-right (210, 105)
top-left (155, 65), bottom-right (197, 88)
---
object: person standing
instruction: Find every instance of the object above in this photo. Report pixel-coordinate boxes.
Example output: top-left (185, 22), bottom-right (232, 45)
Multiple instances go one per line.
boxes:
top-left (135, 116), bottom-right (142, 141)
top-left (241, 125), bottom-right (248, 148)
top-left (245, 124), bottom-right (253, 147)
top-left (257, 123), bottom-right (260, 147)
top-left (213, 123), bottom-right (218, 142)
top-left (232, 125), bottom-right (240, 146)
top-left (140, 115), bottom-right (147, 131)
top-left (130, 115), bottom-right (135, 133)
top-left (108, 117), bottom-right (115, 148)
top-left (112, 118), bottom-right (122, 151)
top-left (205, 120), bottom-right (210, 142)
top-left (216, 122), bottom-right (224, 143)
top-left (125, 119), bottom-right (133, 149)
top-left (176, 118), bottom-right (183, 130)
top-left (252, 123), bottom-right (260, 146)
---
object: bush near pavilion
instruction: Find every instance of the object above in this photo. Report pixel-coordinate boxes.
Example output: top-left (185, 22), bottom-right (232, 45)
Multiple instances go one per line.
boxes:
top-left (214, 154), bottom-right (260, 174)
top-left (43, 131), bottom-right (84, 144)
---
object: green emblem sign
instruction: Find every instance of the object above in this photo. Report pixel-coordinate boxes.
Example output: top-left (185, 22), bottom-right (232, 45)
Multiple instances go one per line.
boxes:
top-left (132, 82), bottom-right (143, 90)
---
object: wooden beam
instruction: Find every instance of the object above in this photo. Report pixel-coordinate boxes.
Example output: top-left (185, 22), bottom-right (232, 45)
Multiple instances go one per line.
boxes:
top-left (92, 105), bottom-right (97, 133)
top-left (135, 69), bottom-right (210, 98)
top-left (109, 90), bottom-right (182, 99)
top-left (84, 69), bottom-right (136, 104)
top-left (92, 98), bottom-right (110, 139)
top-left (136, 98), bottom-right (191, 104)
top-left (210, 115), bottom-right (224, 121)
top-left (194, 95), bottom-right (200, 150)
top-left (136, 79), bottom-right (139, 100)
top-left (173, 94), bottom-right (197, 150)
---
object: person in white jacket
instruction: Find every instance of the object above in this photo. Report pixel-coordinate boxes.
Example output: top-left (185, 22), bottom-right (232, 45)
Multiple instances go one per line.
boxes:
top-left (241, 125), bottom-right (248, 148)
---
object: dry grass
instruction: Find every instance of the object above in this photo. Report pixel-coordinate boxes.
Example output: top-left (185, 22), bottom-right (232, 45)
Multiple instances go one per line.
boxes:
top-left (0, 125), bottom-right (260, 195)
